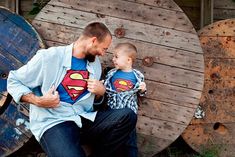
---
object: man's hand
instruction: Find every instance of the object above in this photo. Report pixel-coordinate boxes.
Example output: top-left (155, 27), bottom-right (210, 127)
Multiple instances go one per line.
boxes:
top-left (87, 79), bottom-right (106, 96)
top-left (21, 85), bottom-right (60, 108)
top-left (37, 85), bottom-right (60, 108)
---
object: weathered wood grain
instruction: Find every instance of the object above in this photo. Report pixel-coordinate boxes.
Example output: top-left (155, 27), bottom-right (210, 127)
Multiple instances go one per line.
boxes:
top-left (32, 0), bottom-right (204, 156)
top-left (51, 0), bottom-right (195, 33)
top-left (0, 7), bottom-right (44, 157)
top-left (182, 19), bottom-right (235, 157)
top-left (33, 20), bottom-right (204, 72)
top-left (35, 4), bottom-right (202, 53)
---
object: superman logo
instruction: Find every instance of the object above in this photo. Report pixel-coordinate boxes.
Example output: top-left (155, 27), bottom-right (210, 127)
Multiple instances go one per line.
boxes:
top-left (61, 70), bottom-right (89, 101)
top-left (113, 79), bottom-right (133, 92)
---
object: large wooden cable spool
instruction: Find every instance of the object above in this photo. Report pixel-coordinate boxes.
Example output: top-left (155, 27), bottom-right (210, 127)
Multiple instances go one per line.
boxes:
top-left (32, 0), bottom-right (204, 156)
top-left (0, 7), bottom-right (45, 157)
top-left (182, 19), bottom-right (235, 157)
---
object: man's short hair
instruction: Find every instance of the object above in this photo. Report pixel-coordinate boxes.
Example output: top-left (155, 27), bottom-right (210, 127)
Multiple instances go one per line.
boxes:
top-left (115, 43), bottom-right (137, 62)
top-left (82, 22), bottom-right (112, 42)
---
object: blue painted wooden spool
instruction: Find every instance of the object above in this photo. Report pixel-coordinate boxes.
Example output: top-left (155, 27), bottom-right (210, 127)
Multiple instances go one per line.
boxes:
top-left (0, 7), bottom-right (45, 157)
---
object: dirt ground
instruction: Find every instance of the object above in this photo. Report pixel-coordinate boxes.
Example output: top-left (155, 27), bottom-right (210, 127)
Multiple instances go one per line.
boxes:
top-left (8, 136), bottom-right (199, 157)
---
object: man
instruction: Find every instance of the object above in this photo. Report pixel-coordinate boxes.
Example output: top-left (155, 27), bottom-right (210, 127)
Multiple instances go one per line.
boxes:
top-left (7, 22), bottom-right (137, 157)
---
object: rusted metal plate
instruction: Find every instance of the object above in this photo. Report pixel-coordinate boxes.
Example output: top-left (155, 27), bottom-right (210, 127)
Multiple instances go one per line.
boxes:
top-left (182, 19), bottom-right (235, 157)
top-left (32, 0), bottom-right (204, 156)
top-left (0, 7), bottom-right (45, 157)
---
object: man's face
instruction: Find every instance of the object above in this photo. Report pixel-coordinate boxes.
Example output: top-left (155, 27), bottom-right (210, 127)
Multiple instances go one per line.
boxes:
top-left (86, 35), bottom-right (112, 62)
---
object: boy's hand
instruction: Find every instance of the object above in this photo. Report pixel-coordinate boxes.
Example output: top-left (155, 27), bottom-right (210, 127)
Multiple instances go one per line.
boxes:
top-left (87, 79), bottom-right (106, 96)
top-left (138, 82), bottom-right (146, 93)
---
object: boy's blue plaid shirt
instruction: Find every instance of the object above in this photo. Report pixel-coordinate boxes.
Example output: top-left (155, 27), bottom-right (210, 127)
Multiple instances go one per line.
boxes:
top-left (104, 68), bottom-right (146, 114)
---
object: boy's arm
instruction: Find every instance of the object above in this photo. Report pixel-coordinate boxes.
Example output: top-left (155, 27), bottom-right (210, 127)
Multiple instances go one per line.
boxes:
top-left (138, 82), bottom-right (147, 96)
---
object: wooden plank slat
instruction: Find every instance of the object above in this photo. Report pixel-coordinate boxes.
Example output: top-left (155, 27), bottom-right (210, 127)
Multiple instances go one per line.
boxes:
top-left (214, 9), bottom-right (235, 21)
top-left (138, 99), bottom-right (196, 125)
top-left (0, 7), bottom-right (44, 156)
top-left (137, 133), bottom-right (173, 157)
top-left (102, 53), bottom-right (204, 91)
top-left (32, 1), bottom-right (204, 156)
top-left (182, 19), bottom-right (235, 157)
top-left (214, 0), bottom-right (235, 10)
top-left (182, 123), bottom-right (235, 157)
top-left (127, 0), bottom-right (182, 12)
top-left (34, 4), bottom-right (202, 53)
top-left (50, 0), bottom-right (195, 33)
top-left (33, 20), bottom-right (204, 72)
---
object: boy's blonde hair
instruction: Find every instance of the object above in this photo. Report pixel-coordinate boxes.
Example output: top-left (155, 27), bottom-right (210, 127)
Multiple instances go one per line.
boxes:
top-left (114, 43), bottom-right (137, 62)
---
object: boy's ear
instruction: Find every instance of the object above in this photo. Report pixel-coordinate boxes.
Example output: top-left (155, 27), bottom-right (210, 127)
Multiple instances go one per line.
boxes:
top-left (128, 57), bottom-right (133, 63)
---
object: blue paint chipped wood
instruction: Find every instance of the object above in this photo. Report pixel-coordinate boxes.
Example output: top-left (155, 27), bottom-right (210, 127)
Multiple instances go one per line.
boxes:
top-left (0, 7), bottom-right (45, 157)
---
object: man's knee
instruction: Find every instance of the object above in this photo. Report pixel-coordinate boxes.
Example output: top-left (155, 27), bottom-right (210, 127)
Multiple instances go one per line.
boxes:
top-left (119, 108), bottom-right (137, 128)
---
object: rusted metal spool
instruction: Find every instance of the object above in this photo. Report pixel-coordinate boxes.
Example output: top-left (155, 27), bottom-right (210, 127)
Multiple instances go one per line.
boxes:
top-left (182, 19), bottom-right (235, 157)
top-left (32, 0), bottom-right (204, 156)
top-left (0, 7), bottom-right (44, 157)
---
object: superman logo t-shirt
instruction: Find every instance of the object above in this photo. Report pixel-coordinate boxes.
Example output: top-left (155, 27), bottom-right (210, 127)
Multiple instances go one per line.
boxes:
top-left (111, 70), bottom-right (137, 92)
top-left (57, 57), bottom-right (89, 104)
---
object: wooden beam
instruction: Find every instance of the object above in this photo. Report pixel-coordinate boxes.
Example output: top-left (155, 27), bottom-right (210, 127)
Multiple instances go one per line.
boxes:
top-left (200, 0), bottom-right (214, 28)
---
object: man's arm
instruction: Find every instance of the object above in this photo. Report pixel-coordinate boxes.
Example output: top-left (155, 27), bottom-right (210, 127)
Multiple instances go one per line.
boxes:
top-left (21, 85), bottom-right (60, 108)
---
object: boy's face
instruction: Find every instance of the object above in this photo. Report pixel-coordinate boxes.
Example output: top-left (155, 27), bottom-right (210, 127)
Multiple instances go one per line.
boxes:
top-left (112, 49), bottom-right (132, 70)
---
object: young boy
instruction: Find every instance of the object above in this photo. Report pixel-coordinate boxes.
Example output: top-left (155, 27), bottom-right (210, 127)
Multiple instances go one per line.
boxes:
top-left (104, 43), bottom-right (146, 157)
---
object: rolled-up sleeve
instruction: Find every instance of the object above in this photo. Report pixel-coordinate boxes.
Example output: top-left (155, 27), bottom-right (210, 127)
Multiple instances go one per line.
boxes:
top-left (7, 51), bottom-right (44, 104)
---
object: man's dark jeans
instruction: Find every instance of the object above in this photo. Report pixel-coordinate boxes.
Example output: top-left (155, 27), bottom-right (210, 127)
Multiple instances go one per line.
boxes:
top-left (40, 108), bottom-right (137, 157)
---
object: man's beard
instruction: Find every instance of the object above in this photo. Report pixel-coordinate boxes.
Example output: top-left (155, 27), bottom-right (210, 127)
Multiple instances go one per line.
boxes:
top-left (85, 52), bottom-right (96, 62)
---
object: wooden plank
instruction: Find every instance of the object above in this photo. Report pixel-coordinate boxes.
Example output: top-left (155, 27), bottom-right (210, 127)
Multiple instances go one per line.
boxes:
top-left (137, 133), bottom-right (173, 157)
top-left (204, 59), bottom-right (235, 79)
top-left (32, 20), bottom-right (205, 91)
top-left (200, 37), bottom-right (235, 58)
top-left (127, 0), bottom-right (182, 12)
top-left (143, 80), bottom-right (201, 108)
top-left (138, 99), bottom-right (196, 125)
top-left (46, 39), bottom-right (204, 72)
top-left (102, 53), bottom-right (204, 91)
top-left (214, 8), bottom-right (235, 21)
top-left (182, 19), bottom-right (235, 157)
top-left (34, 4), bottom-right (202, 53)
top-left (0, 7), bottom-right (44, 156)
top-left (198, 19), bottom-right (235, 36)
top-left (51, 0), bottom-right (195, 33)
top-left (32, 1), bottom-right (204, 155)
top-left (182, 123), bottom-right (235, 157)
top-left (33, 20), bottom-right (204, 72)
top-left (214, 0), bottom-right (235, 10)
top-left (137, 115), bottom-right (186, 141)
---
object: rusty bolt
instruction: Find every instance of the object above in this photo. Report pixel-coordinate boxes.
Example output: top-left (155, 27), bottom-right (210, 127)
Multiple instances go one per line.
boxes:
top-left (1, 72), bottom-right (8, 79)
top-left (142, 56), bottom-right (154, 67)
top-left (210, 72), bottom-right (220, 80)
top-left (114, 27), bottom-right (125, 38)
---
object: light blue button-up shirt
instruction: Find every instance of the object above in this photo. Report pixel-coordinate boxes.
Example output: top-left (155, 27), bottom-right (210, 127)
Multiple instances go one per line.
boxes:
top-left (7, 44), bottom-right (101, 141)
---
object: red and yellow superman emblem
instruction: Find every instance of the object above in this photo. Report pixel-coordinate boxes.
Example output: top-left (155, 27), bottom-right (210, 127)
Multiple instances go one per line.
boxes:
top-left (61, 70), bottom-right (89, 101)
top-left (113, 79), bottom-right (133, 92)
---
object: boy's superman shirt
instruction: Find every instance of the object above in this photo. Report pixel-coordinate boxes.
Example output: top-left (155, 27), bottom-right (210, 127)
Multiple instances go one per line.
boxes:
top-left (57, 57), bottom-right (89, 104)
